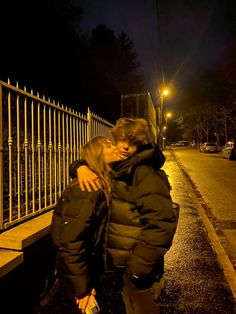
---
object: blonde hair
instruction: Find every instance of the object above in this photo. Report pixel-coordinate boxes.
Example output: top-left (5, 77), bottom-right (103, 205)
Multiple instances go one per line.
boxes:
top-left (111, 117), bottom-right (154, 148)
top-left (80, 136), bottom-right (113, 202)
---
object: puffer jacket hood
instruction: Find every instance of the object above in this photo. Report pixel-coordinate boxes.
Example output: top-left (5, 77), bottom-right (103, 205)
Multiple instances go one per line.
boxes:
top-left (111, 145), bottom-right (165, 178)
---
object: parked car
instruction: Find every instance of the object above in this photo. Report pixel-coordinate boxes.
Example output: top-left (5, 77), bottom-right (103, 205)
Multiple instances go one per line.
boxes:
top-left (171, 140), bottom-right (189, 147)
top-left (221, 141), bottom-right (236, 160)
top-left (199, 142), bottom-right (219, 153)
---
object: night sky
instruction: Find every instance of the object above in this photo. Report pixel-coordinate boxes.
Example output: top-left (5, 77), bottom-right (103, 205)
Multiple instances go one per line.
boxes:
top-left (1, 0), bottom-right (235, 121)
top-left (74, 0), bottom-right (235, 110)
top-left (73, 0), bottom-right (159, 100)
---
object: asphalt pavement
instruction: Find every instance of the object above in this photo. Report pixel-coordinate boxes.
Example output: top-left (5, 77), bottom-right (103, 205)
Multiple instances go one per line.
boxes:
top-left (160, 150), bottom-right (236, 313)
top-left (169, 148), bottom-right (236, 301)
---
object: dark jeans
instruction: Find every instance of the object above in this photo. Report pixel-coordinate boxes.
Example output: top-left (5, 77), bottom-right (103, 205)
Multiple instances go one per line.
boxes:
top-left (121, 278), bottom-right (164, 314)
top-left (97, 271), bottom-right (164, 314)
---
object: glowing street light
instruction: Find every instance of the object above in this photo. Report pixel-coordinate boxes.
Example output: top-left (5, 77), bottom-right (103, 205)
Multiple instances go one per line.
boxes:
top-left (163, 89), bottom-right (169, 96)
top-left (158, 88), bottom-right (170, 149)
top-left (162, 111), bottom-right (173, 149)
top-left (166, 112), bottom-right (172, 119)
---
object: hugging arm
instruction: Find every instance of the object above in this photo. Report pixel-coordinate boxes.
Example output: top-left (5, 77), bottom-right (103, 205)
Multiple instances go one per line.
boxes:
top-left (69, 160), bottom-right (100, 191)
top-left (77, 166), bottom-right (100, 192)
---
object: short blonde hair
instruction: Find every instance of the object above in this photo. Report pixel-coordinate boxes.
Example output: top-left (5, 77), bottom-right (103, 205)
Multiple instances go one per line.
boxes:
top-left (111, 117), bottom-right (154, 147)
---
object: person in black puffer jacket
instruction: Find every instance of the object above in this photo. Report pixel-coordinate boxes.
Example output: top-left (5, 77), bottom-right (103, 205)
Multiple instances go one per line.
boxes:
top-left (70, 118), bottom-right (178, 314)
top-left (50, 136), bottom-right (122, 313)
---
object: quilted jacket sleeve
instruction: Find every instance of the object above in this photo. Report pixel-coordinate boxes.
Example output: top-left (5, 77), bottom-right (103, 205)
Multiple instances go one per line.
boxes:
top-left (126, 165), bottom-right (177, 280)
top-left (51, 186), bottom-right (102, 298)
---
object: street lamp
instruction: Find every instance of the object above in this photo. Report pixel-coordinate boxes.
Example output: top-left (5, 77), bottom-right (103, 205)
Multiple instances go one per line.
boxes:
top-left (162, 112), bottom-right (172, 149)
top-left (166, 112), bottom-right (172, 119)
top-left (158, 88), bottom-right (169, 149)
top-left (163, 89), bottom-right (169, 96)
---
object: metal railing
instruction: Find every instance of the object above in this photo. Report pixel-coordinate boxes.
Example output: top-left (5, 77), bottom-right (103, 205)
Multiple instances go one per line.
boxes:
top-left (0, 80), bottom-right (114, 231)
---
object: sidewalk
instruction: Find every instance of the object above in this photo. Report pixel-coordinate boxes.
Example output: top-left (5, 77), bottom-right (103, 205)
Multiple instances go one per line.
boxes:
top-left (163, 149), bottom-right (236, 302)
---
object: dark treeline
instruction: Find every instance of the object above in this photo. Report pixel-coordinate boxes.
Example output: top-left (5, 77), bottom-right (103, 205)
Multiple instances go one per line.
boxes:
top-left (158, 0), bottom-right (236, 144)
top-left (1, 0), bottom-right (145, 122)
top-left (173, 41), bottom-right (236, 145)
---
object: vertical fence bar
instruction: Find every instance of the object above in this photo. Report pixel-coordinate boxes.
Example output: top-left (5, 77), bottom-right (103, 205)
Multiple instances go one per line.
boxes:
top-left (73, 112), bottom-right (76, 161)
top-left (79, 118), bottom-right (82, 149)
top-left (87, 107), bottom-right (91, 141)
top-left (48, 105), bottom-right (53, 205)
top-left (76, 115), bottom-right (79, 160)
top-left (31, 91), bottom-right (35, 212)
top-left (16, 82), bottom-right (21, 218)
top-left (0, 83), bottom-right (3, 229)
top-left (62, 106), bottom-right (66, 190)
top-left (53, 101), bottom-right (57, 203)
top-left (43, 102), bottom-right (47, 208)
top-left (66, 110), bottom-right (69, 186)
top-left (8, 81), bottom-right (13, 222)
top-left (82, 119), bottom-right (86, 146)
top-left (37, 93), bottom-right (41, 211)
top-left (91, 115), bottom-right (94, 138)
top-left (24, 87), bottom-right (29, 216)
top-left (57, 103), bottom-right (62, 197)
top-left (69, 109), bottom-right (73, 165)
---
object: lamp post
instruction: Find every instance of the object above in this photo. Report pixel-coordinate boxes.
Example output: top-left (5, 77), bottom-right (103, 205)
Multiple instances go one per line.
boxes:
top-left (158, 89), bottom-right (169, 149)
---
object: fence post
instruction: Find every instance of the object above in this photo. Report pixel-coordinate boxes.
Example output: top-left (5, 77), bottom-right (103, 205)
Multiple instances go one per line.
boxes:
top-left (87, 107), bottom-right (92, 142)
top-left (0, 82), bottom-right (3, 230)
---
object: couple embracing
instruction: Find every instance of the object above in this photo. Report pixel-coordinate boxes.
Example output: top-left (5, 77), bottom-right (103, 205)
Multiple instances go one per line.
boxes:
top-left (50, 117), bottom-right (178, 314)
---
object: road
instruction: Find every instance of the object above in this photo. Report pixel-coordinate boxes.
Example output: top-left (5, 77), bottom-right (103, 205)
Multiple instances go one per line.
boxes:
top-left (172, 148), bottom-right (236, 221)
top-left (171, 147), bottom-right (236, 269)
top-left (158, 149), bottom-right (236, 313)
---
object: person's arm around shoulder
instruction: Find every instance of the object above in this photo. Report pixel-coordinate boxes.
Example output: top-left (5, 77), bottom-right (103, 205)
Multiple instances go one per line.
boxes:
top-left (77, 166), bottom-right (101, 192)
top-left (69, 159), bottom-right (101, 191)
